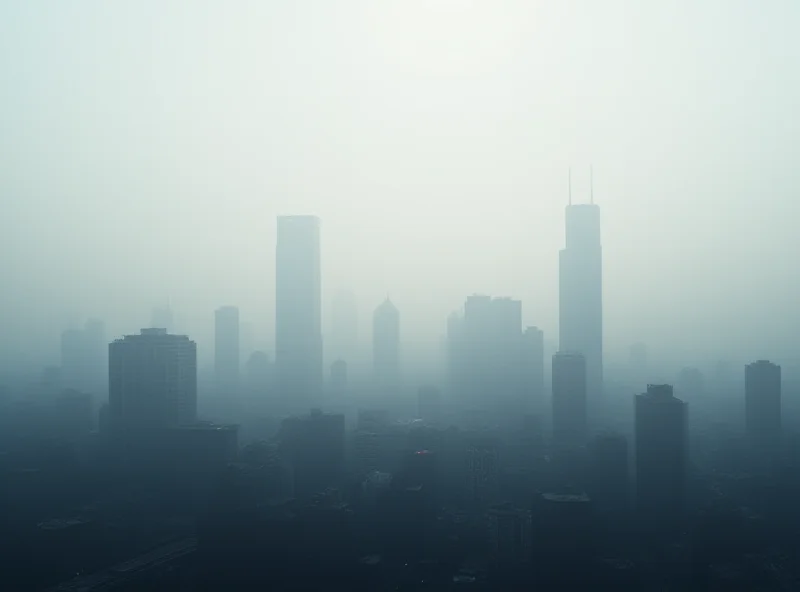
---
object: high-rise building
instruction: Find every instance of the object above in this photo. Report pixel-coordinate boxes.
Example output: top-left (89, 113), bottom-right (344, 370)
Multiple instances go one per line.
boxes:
top-left (552, 352), bottom-right (588, 449)
top-left (109, 328), bottom-right (197, 433)
top-left (214, 306), bottom-right (240, 395)
top-left (559, 197), bottom-right (603, 401)
top-left (745, 360), bottom-right (781, 449)
top-left (275, 215), bottom-right (322, 401)
top-left (634, 384), bottom-right (688, 532)
top-left (330, 289), bottom-right (358, 366)
top-left (531, 493), bottom-right (594, 586)
top-left (373, 298), bottom-right (400, 387)
top-left (60, 319), bottom-right (106, 394)
top-left (448, 295), bottom-right (527, 408)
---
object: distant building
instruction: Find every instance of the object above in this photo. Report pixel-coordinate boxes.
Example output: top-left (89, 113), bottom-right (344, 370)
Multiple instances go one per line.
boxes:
top-left (745, 360), bottom-right (781, 449)
top-left (447, 295), bottom-right (527, 410)
top-left (559, 200), bottom-right (603, 400)
top-left (330, 359), bottom-right (347, 391)
top-left (552, 352), bottom-right (588, 448)
top-left (60, 319), bottom-right (106, 394)
top-left (275, 215), bottom-right (322, 401)
top-left (465, 435), bottom-right (500, 507)
top-left (214, 306), bottom-right (240, 395)
top-left (279, 409), bottom-right (345, 498)
top-left (372, 298), bottom-right (400, 388)
top-left (109, 328), bottom-right (197, 433)
top-left (634, 384), bottom-right (688, 532)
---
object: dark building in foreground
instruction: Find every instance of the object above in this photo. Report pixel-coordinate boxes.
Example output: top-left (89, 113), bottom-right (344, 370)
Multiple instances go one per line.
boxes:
top-left (635, 384), bottom-right (688, 533)
top-left (590, 433), bottom-right (629, 520)
top-left (745, 360), bottom-right (781, 449)
top-left (275, 215), bottom-right (323, 401)
top-left (531, 493), bottom-right (594, 586)
top-left (552, 352), bottom-right (587, 449)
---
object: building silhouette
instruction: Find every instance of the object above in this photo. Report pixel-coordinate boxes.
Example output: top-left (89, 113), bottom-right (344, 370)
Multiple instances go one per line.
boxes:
top-left (372, 298), bottom-right (400, 387)
top-left (109, 328), bottom-right (197, 433)
top-left (447, 295), bottom-right (527, 409)
top-left (559, 190), bottom-right (603, 401)
top-left (279, 409), bottom-right (345, 498)
top-left (745, 360), bottom-right (781, 450)
top-left (275, 215), bottom-right (322, 401)
top-left (552, 352), bottom-right (588, 449)
top-left (214, 306), bottom-right (240, 396)
top-left (60, 319), bottom-right (106, 394)
top-left (634, 384), bottom-right (688, 534)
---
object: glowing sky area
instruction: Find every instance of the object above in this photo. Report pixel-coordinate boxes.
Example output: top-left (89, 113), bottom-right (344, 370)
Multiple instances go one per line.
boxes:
top-left (0, 1), bottom-right (798, 366)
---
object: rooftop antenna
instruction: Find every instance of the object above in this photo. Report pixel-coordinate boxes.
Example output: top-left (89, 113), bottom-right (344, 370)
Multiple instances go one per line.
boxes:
top-left (590, 165), bottom-right (594, 205)
top-left (568, 167), bottom-right (572, 206)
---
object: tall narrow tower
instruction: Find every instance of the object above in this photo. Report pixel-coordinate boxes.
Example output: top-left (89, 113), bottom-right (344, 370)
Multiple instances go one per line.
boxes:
top-left (275, 215), bottom-right (323, 401)
top-left (559, 171), bottom-right (603, 401)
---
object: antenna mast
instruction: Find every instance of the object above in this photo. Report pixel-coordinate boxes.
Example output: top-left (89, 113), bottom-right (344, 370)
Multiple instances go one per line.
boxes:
top-left (590, 166), bottom-right (594, 204)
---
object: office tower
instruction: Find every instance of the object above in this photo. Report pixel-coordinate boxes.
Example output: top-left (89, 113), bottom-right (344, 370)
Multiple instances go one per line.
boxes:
top-left (60, 319), bottom-right (106, 394)
top-left (448, 295), bottom-right (525, 406)
top-left (590, 433), bottom-right (629, 519)
top-left (417, 386), bottom-right (442, 423)
top-left (330, 359), bottom-right (347, 391)
top-left (275, 215), bottom-right (322, 401)
top-left (745, 360), bottom-right (781, 449)
top-left (330, 289), bottom-right (358, 365)
top-left (214, 306), bottom-right (240, 395)
top-left (559, 191), bottom-right (603, 401)
top-left (150, 306), bottom-right (174, 331)
top-left (109, 328), bottom-right (197, 433)
top-left (372, 298), bottom-right (400, 387)
top-left (279, 409), bottom-right (345, 498)
top-left (552, 352), bottom-right (588, 449)
top-left (523, 326), bottom-right (545, 405)
top-left (635, 384), bottom-right (688, 532)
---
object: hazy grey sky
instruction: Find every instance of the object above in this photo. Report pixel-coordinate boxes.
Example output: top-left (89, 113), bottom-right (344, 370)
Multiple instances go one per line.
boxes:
top-left (1, 1), bottom-right (798, 364)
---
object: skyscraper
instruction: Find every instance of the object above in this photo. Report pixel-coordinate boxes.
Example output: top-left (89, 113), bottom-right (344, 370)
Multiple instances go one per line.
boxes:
top-left (635, 384), bottom-right (688, 532)
top-left (745, 360), bottom-right (781, 449)
top-left (559, 188), bottom-right (603, 401)
top-left (552, 352), bottom-right (588, 449)
top-left (109, 328), bottom-right (197, 433)
top-left (275, 215), bottom-right (322, 401)
top-left (373, 298), bottom-right (400, 387)
top-left (214, 306), bottom-right (240, 395)
top-left (523, 326), bottom-right (545, 405)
